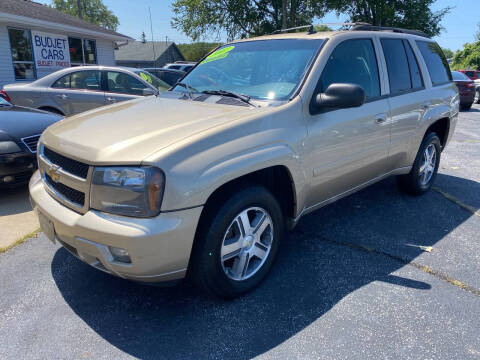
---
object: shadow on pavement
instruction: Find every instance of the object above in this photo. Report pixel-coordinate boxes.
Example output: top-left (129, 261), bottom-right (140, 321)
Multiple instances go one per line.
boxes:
top-left (0, 185), bottom-right (32, 216)
top-left (51, 174), bottom-right (478, 359)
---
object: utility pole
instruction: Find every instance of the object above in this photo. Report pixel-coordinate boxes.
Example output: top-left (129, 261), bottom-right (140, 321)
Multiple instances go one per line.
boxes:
top-left (76, 0), bottom-right (83, 19)
top-left (149, 7), bottom-right (157, 68)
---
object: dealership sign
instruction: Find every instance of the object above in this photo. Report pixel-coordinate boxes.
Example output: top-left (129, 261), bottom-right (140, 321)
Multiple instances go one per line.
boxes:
top-left (32, 31), bottom-right (70, 70)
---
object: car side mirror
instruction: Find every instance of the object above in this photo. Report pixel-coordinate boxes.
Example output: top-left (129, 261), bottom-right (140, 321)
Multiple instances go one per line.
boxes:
top-left (142, 88), bottom-right (157, 96)
top-left (314, 83), bottom-right (366, 110)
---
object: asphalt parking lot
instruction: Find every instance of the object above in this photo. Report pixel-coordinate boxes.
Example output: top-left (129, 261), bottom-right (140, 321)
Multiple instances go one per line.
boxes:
top-left (1, 106), bottom-right (479, 359)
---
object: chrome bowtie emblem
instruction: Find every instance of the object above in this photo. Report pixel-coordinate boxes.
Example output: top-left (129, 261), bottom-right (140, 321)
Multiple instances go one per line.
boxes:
top-left (47, 164), bottom-right (61, 182)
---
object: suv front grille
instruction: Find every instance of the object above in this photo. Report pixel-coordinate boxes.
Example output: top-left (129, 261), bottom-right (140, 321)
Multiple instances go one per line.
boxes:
top-left (45, 173), bottom-right (85, 206)
top-left (21, 134), bottom-right (41, 153)
top-left (43, 147), bottom-right (89, 178)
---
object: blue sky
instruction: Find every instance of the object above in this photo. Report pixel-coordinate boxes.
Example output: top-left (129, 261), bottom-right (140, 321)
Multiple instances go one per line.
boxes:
top-left (40, 0), bottom-right (479, 50)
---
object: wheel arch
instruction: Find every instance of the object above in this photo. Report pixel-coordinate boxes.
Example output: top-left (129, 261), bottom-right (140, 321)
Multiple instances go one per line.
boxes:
top-left (197, 165), bottom-right (298, 229)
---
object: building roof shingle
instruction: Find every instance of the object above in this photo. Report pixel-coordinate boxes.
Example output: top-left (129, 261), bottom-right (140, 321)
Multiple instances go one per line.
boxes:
top-left (115, 41), bottom-right (179, 62)
top-left (0, 0), bottom-right (131, 40)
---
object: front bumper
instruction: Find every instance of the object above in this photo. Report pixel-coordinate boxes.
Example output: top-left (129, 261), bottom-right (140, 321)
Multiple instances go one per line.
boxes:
top-left (29, 171), bottom-right (203, 282)
top-left (0, 151), bottom-right (36, 186)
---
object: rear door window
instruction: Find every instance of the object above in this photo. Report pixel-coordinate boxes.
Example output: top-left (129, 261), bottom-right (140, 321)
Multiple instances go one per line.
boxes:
top-left (320, 38), bottom-right (380, 100)
top-left (52, 71), bottom-right (101, 91)
top-left (416, 41), bottom-right (452, 86)
top-left (381, 39), bottom-right (411, 94)
top-left (403, 40), bottom-right (423, 89)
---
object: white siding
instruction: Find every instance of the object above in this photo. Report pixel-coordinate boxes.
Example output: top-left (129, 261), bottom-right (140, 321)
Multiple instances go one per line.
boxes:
top-left (96, 39), bottom-right (115, 66)
top-left (0, 23), bottom-right (16, 88)
top-left (0, 22), bottom-right (117, 88)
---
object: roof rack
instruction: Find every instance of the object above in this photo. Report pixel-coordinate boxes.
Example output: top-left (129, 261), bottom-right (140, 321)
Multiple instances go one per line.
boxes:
top-left (269, 22), bottom-right (429, 38)
top-left (271, 23), bottom-right (362, 35)
top-left (350, 24), bottom-right (430, 38)
top-left (271, 25), bottom-right (316, 35)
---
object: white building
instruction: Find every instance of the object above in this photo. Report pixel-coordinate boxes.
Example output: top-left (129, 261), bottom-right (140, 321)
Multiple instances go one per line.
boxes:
top-left (0, 0), bottom-right (131, 88)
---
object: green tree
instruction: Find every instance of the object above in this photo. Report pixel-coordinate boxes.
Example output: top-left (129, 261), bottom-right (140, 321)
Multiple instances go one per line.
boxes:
top-left (441, 48), bottom-right (454, 59)
top-left (52, 0), bottom-right (119, 31)
top-left (177, 42), bottom-right (223, 61)
top-left (171, 0), bottom-right (335, 41)
top-left (451, 42), bottom-right (480, 70)
top-left (336, 0), bottom-right (452, 38)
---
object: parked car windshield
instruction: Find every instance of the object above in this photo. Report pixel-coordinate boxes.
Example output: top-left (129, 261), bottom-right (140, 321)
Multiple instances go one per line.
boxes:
top-left (0, 96), bottom-right (11, 106)
top-left (172, 39), bottom-right (324, 101)
top-left (133, 70), bottom-right (170, 92)
top-left (451, 71), bottom-right (471, 81)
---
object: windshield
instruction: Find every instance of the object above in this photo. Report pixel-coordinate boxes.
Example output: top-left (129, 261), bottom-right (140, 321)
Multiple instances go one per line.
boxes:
top-left (452, 71), bottom-right (470, 81)
top-left (172, 39), bottom-right (324, 101)
top-left (134, 70), bottom-right (170, 92)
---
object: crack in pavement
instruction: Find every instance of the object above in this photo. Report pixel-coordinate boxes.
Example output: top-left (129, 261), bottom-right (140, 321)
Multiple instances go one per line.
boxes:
top-left (311, 186), bottom-right (480, 296)
top-left (315, 236), bottom-right (480, 297)
top-left (432, 186), bottom-right (480, 218)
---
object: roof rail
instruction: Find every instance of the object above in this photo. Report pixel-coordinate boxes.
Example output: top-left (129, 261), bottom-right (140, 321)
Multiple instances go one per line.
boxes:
top-left (270, 22), bottom-right (370, 35)
top-left (350, 24), bottom-right (429, 38)
top-left (271, 25), bottom-right (316, 35)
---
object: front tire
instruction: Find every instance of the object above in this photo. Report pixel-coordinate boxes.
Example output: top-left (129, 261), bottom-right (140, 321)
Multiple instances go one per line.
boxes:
top-left (460, 102), bottom-right (473, 111)
top-left (190, 186), bottom-right (284, 298)
top-left (397, 133), bottom-right (441, 196)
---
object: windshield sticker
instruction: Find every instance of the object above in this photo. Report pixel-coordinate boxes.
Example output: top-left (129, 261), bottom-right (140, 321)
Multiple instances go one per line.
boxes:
top-left (201, 46), bottom-right (235, 64)
top-left (140, 72), bottom-right (152, 84)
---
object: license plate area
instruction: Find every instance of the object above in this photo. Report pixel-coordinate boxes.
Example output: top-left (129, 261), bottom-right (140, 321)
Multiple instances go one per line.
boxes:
top-left (37, 209), bottom-right (56, 244)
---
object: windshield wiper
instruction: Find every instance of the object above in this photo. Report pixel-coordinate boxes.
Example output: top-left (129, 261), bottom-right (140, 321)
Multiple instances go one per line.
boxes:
top-left (202, 89), bottom-right (257, 107)
top-left (175, 82), bottom-right (198, 100)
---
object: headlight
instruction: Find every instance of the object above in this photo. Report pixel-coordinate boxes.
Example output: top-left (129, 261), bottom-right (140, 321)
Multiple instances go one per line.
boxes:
top-left (90, 167), bottom-right (165, 217)
top-left (0, 141), bottom-right (21, 154)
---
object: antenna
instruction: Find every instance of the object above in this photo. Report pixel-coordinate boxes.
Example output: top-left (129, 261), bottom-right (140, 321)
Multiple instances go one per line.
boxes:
top-left (148, 7), bottom-right (157, 67)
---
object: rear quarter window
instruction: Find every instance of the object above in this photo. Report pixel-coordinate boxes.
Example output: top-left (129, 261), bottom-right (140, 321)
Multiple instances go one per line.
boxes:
top-left (416, 41), bottom-right (452, 86)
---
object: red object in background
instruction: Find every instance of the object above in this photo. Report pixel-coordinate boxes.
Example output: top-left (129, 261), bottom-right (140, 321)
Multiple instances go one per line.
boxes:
top-left (0, 88), bottom-right (11, 102)
top-left (459, 69), bottom-right (480, 81)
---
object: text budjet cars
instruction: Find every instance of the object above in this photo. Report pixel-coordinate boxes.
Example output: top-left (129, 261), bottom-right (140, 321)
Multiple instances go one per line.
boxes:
top-left (30, 24), bottom-right (458, 298)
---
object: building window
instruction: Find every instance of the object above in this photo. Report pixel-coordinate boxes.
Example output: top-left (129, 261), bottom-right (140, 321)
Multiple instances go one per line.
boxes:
top-left (8, 28), bottom-right (36, 80)
top-left (83, 39), bottom-right (97, 64)
top-left (68, 37), bottom-right (97, 66)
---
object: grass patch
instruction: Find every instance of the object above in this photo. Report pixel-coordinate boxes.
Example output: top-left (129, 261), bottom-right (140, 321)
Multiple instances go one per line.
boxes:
top-left (0, 228), bottom-right (41, 254)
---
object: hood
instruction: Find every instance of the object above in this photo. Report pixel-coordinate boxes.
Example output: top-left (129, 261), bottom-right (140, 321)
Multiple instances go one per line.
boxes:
top-left (0, 105), bottom-right (62, 140)
top-left (42, 96), bottom-right (266, 164)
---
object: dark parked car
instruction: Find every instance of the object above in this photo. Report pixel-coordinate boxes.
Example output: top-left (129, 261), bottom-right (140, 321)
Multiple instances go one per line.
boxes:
top-left (459, 69), bottom-right (480, 81)
top-left (0, 97), bottom-right (62, 187)
top-left (142, 68), bottom-right (186, 86)
top-left (451, 71), bottom-right (476, 111)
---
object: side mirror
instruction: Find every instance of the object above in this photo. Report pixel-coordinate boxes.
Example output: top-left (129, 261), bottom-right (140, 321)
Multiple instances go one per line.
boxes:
top-left (142, 87), bottom-right (157, 96)
top-left (314, 83), bottom-right (366, 110)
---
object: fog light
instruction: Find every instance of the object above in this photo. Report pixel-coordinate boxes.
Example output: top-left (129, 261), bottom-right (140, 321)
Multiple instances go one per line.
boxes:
top-left (2, 175), bottom-right (14, 183)
top-left (108, 246), bottom-right (131, 263)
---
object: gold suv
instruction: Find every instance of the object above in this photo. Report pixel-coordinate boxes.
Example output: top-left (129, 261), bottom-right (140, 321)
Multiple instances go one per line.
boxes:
top-left (30, 25), bottom-right (458, 298)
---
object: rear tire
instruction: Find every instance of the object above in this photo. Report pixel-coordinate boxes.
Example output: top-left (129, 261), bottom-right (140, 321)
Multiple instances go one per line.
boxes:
top-left (397, 133), bottom-right (441, 196)
top-left (190, 186), bottom-right (283, 298)
top-left (474, 89), bottom-right (480, 104)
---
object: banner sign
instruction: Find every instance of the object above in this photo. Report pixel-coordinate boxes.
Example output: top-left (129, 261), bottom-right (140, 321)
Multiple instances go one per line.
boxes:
top-left (32, 31), bottom-right (71, 70)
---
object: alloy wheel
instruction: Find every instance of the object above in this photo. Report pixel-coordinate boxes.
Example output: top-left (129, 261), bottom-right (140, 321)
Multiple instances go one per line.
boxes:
top-left (220, 207), bottom-right (274, 281)
top-left (419, 143), bottom-right (437, 186)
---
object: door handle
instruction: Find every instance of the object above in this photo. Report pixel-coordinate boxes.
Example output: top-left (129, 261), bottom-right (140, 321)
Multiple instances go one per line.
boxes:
top-left (56, 94), bottom-right (68, 99)
top-left (374, 113), bottom-right (387, 124)
top-left (422, 101), bottom-right (430, 110)
top-left (106, 97), bottom-right (116, 103)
